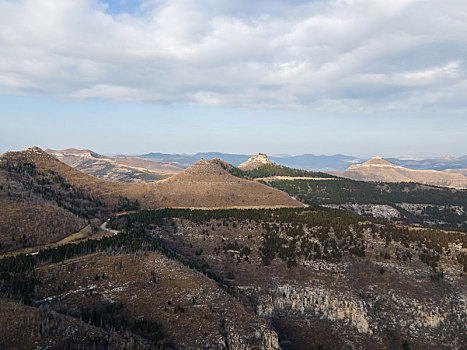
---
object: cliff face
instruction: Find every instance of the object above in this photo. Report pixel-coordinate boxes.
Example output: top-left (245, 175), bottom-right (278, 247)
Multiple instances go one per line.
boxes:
top-left (225, 322), bottom-right (280, 350)
top-left (141, 213), bottom-right (467, 350)
top-left (256, 283), bottom-right (466, 347)
top-left (258, 285), bottom-right (371, 334)
top-left (238, 153), bottom-right (273, 170)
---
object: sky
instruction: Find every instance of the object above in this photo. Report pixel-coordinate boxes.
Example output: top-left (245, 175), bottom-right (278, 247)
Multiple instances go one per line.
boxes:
top-left (0, 0), bottom-right (466, 157)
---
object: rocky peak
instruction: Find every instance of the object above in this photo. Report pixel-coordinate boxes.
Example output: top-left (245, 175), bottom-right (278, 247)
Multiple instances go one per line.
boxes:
top-left (180, 158), bottom-right (230, 176)
top-left (238, 153), bottom-right (273, 170)
top-left (355, 156), bottom-right (398, 168)
top-left (26, 146), bottom-right (44, 154)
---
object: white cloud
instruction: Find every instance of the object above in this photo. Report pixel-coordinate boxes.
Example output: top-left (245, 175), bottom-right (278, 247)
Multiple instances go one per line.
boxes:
top-left (0, 0), bottom-right (466, 111)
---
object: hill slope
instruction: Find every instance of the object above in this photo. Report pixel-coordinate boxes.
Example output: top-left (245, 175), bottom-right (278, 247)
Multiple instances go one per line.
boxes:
top-left (265, 176), bottom-right (467, 230)
top-left (0, 148), bottom-right (301, 253)
top-left (150, 158), bottom-right (302, 208)
top-left (46, 148), bottom-right (181, 183)
top-left (109, 208), bottom-right (466, 349)
top-left (233, 154), bottom-right (335, 179)
top-left (0, 147), bottom-right (145, 253)
top-left (445, 168), bottom-right (467, 176)
top-left (333, 156), bottom-right (467, 189)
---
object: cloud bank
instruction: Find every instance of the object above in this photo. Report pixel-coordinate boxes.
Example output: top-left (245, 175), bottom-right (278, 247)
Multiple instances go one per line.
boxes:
top-left (0, 0), bottom-right (466, 112)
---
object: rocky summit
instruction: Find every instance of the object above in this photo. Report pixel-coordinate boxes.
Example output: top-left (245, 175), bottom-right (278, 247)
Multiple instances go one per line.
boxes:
top-left (238, 153), bottom-right (273, 170)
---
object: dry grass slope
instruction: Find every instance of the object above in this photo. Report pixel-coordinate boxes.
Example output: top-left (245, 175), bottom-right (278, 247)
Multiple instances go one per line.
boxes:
top-left (0, 148), bottom-right (300, 253)
top-left (151, 158), bottom-right (302, 208)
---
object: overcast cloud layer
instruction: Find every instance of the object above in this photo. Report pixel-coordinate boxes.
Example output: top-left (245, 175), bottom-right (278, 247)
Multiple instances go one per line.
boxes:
top-left (0, 0), bottom-right (466, 112)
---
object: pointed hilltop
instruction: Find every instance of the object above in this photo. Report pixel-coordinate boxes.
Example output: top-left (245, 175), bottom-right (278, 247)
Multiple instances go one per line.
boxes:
top-left (172, 158), bottom-right (230, 177)
top-left (334, 155), bottom-right (467, 188)
top-left (151, 157), bottom-right (302, 208)
top-left (359, 156), bottom-right (398, 167)
top-left (238, 153), bottom-right (273, 170)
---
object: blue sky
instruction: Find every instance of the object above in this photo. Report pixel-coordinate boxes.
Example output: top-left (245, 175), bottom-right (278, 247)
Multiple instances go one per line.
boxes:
top-left (0, 0), bottom-right (466, 157)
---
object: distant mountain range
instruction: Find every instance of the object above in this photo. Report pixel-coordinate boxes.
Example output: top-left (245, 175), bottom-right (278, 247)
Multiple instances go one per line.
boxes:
top-left (138, 152), bottom-right (364, 171)
top-left (138, 152), bottom-right (251, 168)
top-left (40, 148), bottom-right (467, 175)
top-left (388, 155), bottom-right (467, 171)
top-left (138, 152), bottom-right (467, 172)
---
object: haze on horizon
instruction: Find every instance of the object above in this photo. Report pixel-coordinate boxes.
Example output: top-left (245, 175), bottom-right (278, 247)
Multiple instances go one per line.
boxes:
top-left (0, 0), bottom-right (466, 158)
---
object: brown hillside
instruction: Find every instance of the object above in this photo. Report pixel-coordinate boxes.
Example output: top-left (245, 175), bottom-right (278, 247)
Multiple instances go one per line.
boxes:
top-left (0, 147), bottom-right (177, 253)
top-left (112, 156), bottom-right (182, 173)
top-left (334, 156), bottom-right (467, 189)
top-left (0, 148), bottom-right (300, 253)
top-left (150, 158), bottom-right (303, 208)
top-left (1, 147), bottom-right (144, 205)
top-left (2, 148), bottom-right (301, 210)
top-left (46, 148), bottom-right (181, 183)
top-left (0, 298), bottom-right (149, 349)
top-left (30, 251), bottom-right (279, 348)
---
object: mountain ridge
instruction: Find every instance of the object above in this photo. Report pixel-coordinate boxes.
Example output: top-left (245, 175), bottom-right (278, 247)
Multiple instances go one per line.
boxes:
top-left (138, 151), bottom-right (467, 172)
top-left (333, 156), bottom-right (467, 189)
top-left (46, 148), bottom-right (182, 183)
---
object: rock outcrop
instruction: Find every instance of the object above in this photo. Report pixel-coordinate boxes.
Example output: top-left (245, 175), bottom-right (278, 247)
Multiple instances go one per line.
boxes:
top-left (257, 285), bottom-right (371, 334)
top-left (238, 153), bottom-right (273, 170)
top-left (255, 283), bottom-right (466, 348)
top-left (323, 203), bottom-right (401, 220)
